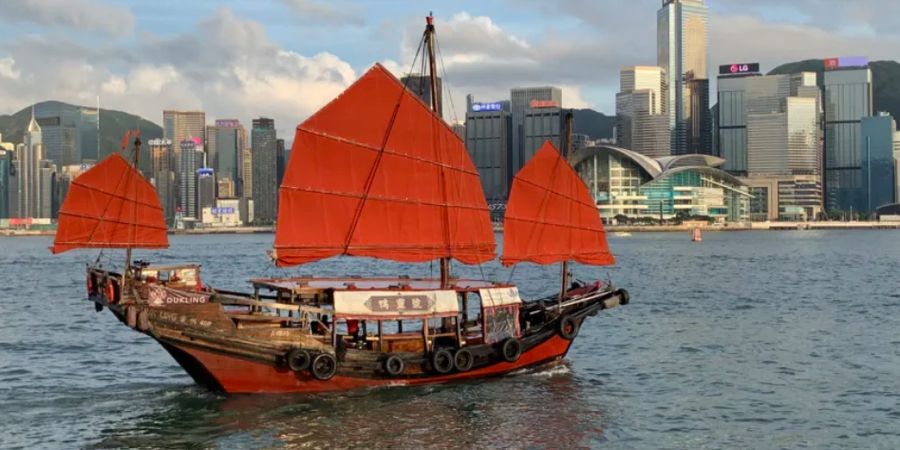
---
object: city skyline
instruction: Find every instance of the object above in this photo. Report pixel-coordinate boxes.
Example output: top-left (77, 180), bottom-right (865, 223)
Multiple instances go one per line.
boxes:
top-left (0, 0), bottom-right (898, 135)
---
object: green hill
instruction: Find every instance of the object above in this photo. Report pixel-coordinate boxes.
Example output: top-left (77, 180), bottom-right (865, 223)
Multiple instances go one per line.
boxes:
top-left (572, 108), bottom-right (615, 140)
top-left (0, 101), bottom-right (162, 172)
top-left (768, 59), bottom-right (900, 122)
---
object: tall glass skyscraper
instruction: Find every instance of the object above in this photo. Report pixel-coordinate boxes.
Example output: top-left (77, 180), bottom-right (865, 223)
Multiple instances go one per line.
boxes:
top-left (860, 113), bottom-right (896, 212)
top-left (657, 0), bottom-right (710, 155)
top-left (616, 66), bottom-right (670, 158)
top-left (251, 117), bottom-right (277, 223)
top-left (824, 67), bottom-right (873, 213)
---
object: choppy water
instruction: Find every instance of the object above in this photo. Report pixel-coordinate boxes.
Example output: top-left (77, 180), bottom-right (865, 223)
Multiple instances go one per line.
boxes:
top-left (2, 231), bottom-right (900, 449)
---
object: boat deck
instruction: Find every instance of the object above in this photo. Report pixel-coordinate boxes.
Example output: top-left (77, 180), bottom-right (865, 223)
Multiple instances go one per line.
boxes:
top-left (249, 277), bottom-right (508, 292)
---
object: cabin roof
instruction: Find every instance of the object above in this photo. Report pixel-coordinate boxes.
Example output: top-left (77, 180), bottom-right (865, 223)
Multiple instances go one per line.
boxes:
top-left (249, 277), bottom-right (506, 292)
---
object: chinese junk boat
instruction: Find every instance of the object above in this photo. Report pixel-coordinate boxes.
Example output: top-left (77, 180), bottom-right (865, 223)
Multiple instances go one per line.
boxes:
top-left (53, 16), bottom-right (630, 394)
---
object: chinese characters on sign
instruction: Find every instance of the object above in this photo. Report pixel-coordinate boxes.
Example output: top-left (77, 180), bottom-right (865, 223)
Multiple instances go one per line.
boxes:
top-left (364, 295), bottom-right (434, 313)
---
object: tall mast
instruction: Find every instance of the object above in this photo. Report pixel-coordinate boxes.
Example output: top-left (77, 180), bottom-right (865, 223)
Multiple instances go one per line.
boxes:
top-left (559, 112), bottom-right (574, 301)
top-left (124, 135), bottom-right (141, 278)
top-left (424, 13), bottom-right (450, 288)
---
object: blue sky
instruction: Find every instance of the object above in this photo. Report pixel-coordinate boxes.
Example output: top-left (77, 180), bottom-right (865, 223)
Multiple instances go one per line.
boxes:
top-left (0, 0), bottom-right (897, 138)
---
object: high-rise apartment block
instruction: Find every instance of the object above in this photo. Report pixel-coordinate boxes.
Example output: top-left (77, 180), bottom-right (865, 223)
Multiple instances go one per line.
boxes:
top-left (251, 117), bottom-right (277, 223)
top-left (658, 0), bottom-right (711, 155)
top-left (616, 66), bottom-right (670, 158)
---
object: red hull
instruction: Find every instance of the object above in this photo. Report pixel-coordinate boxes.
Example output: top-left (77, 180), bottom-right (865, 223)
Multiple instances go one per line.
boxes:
top-left (169, 335), bottom-right (574, 394)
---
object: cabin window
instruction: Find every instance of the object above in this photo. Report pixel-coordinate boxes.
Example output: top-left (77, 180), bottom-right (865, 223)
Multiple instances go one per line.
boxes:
top-left (483, 303), bottom-right (520, 344)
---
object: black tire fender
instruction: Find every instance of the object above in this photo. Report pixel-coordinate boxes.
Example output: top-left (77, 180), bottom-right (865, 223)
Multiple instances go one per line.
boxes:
top-left (559, 315), bottom-right (579, 340)
top-left (431, 348), bottom-right (454, 374)
top-left (454, 348), bottom-right (474, 372)
top-left (287, 348), bottom-right (312, 372)
top-left (383, 354), bottom-right (405, 376)
top-left (311, 353), bottom-right (337, 381)
top-left (617, 288), bottom-right (631, 306)
top-left (501, 337), bottom-right (522, 363)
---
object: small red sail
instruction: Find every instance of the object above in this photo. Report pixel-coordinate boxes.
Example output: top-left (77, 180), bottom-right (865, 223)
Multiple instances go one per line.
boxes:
top-left (501, 141), bottom-right (614, 267)
top-left (274, 64), bottom-right (495, 267)
top-left (51, 153), bottom-right (168, 254)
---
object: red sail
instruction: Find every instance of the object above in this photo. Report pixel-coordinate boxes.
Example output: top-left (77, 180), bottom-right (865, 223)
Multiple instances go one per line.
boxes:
top-left (274, 64), bottom-right (496, 267)
top-left (51, 153), bottom-right (168, 254)
top-left (501, 141), bottom-right (614, 267)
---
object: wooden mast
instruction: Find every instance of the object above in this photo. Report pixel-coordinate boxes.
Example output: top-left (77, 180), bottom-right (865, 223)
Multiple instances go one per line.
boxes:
top-left (559, 112), bottom-right (575, 301)
top-left (424, 13), bottom-right (450, 288)
top-left (124, 135), bottom-right (141, 279)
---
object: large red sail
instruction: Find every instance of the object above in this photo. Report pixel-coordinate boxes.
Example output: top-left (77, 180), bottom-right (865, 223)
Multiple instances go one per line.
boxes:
top-left (51, 153), bottom-right (168, 254)
top-left (274, 64), bottom-right (495, 267)
top-left (501, 141), bottom-right (614, 267)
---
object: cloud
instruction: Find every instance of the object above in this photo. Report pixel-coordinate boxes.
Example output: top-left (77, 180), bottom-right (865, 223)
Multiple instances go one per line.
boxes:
top-left (0, 0), bottom-right (134, 36)
top-left (0, 7), bottom-right (357, 139)
top-left (0, 57), bottom-right (20, 80)
top-left (281, 0), bottom-right (365, 26)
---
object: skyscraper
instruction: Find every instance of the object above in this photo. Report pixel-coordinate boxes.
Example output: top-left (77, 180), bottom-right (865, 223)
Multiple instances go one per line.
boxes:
top-left (510, 87), bottom-right (562, 176)
top-left (197, 167), bottom-right (216, 211)
top-left (276, 138), bottom-right (286, 189)
top-left (860, 113), bottom-right (896, 211)
top-left (15, 114), bottom-right (55, 218)
top-left (616, 66), bottom-right (670, 157)
top-left (401, 75), bottom-right (443, 115)
top-left (719, 69), bottom-right (824, 220)
top-left (178, 139), bottom-right (204, 220)
top-left (212, 119), bottom-right (243, 196)
top-left (824, 64), bottom-right (873, 213)
top-left (465, 99), bottom-right (512, 203)
top-left (163, 111), bottom-right (206, 145)
top-left (251, 117), bottom-right (277, 223)
top-left (0, 148), bottom-right (9, 219)
top-left (658, 0), bottom-right (710, 155)
top-left (149, 138), bottom-right (176, 225)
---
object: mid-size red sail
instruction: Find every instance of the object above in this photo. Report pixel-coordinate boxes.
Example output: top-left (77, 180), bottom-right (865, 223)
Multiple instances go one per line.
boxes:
top-left (501, 140), bottom-right (614, 267)
top-left (51, 153), bottom-right (168, 254)
top-left (274, 64), bottom-right (495, 267)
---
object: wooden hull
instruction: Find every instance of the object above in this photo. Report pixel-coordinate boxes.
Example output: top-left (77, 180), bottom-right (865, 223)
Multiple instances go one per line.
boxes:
top-left (159, 332), bottom-right (574, 394)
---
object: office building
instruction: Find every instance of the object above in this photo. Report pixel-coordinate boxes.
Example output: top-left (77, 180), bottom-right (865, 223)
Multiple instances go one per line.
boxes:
top-left (511, 87), bottom-right (562, 174)
top-left (401, 75), bottom-right (442, 115)
top-left (860, 113), bottom-right (896, 211)
top-left (616, 66), bottom-right (670, 158)
top-left (658, 0), bottom-right (710, 155)
top-left (33, 102), bottom-right (99, 165)
top-left (212, 119), bottom-right (243, 196)
top-left (197, 167), bottom-right (217, 211)
top-left (178, 139), bottom-right (204, 220)
top-left (163, 110), bottom-right (206, 145)
top-left (523, 104), bottom-right (569, 164)
top-left (148, 138), bottom-right (175, 225)
top-left (718, 67), bottom-right (824, 220)
top-left (251, 117), bottom-right (277, 223)
top-left (0, 148), bottom-right (9, 218)
top-left (276, 138), bottom-right (286, 189)
top-left (824, 63), bottom-right (873, 213)
top-left (14, 114), bottom-right (55, 219)
top-left (465, 99), bottom-right (512, 204)
top-left (894, 131), bottom-right (900, 203)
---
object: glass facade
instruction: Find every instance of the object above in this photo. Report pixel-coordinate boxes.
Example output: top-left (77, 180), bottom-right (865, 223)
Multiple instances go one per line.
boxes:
top-left (572, 145), bottom-right (749, 223)
top-left (860, 114), bottom-right (897, 211)
top-left (616, 66), bottom-right (670, 158)
top-left (824, 68), bottom-right (873, 212)
top-left (510, 87), bottom-right (561, 177)
top-left (251, 118), bottom-right (277, 223)
top-left (465, 103), bottom-right (511, 203)
top-left (657, 0), bottom-right (709, 155)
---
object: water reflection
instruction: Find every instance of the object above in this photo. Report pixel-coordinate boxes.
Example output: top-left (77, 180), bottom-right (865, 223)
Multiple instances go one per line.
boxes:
top-left (87, 363), bottom-right (606, 449)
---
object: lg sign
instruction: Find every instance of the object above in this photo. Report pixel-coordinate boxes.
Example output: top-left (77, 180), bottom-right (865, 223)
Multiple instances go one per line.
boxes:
top-left (719, 63), bottom-right (760, 76)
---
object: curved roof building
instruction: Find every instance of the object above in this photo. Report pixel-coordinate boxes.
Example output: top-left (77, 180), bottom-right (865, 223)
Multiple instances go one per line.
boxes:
top-left (570, 145), bottom-right (750, 222)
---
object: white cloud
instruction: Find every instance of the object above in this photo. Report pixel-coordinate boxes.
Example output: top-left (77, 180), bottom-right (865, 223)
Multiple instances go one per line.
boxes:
top-left (0, 57), bottom-right (20, 80)
top-left (0, 0), bottom-right (134, 36)
top-left (0, 7), bottom-right (356, 141)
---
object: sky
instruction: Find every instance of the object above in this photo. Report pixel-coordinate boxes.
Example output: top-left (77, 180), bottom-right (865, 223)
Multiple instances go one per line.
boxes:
top-left (0, 0), bottom-right (897, 139)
